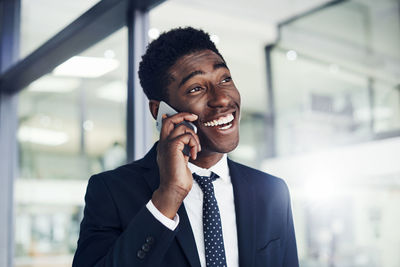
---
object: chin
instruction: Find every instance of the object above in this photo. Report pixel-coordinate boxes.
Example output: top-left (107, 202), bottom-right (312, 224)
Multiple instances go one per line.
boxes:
top-left (197, 126), bottom-right (240, 154)
top-left (210, 137), bottom-right (240, 154)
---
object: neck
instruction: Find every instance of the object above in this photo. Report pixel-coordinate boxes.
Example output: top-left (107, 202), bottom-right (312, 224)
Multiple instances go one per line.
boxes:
top-left (189, 150), bottom-right (224, 169)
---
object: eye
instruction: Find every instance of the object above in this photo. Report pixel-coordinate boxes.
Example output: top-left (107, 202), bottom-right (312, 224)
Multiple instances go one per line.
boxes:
top-left (188, 86), bottom-right (203, 93)
top-left (221, 77), bottom-right (232, 83)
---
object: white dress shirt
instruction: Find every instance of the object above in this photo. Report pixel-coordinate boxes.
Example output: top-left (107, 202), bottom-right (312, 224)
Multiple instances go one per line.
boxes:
top-left (146, 154), bottom-right (239, 267)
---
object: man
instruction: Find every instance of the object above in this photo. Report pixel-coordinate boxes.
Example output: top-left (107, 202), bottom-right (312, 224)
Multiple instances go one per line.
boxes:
top-left (73, 27), bottom-right (298, 267)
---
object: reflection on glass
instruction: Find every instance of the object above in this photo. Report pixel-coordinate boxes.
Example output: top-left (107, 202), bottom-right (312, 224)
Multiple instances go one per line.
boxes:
top-left (271, 48), bottom-right (372, 156)
top-left (265, 0), bottom-right (400, 266)
top-left (20, 0), bottom-right (101, 58)
top-left (374, 81), bottom-right (400, 133)
top-left (15, 27), bottom-right (127, 267)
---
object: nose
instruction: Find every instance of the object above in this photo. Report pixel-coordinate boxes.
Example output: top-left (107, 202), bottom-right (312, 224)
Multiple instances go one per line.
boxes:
top-left (207, 87), bottom-right (230, 108)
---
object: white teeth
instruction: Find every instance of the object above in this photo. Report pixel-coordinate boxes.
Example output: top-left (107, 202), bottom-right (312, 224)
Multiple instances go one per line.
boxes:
top-left (219, 124), bottom-right (233, 130)
top-left (203, 113), bottom-right (234, 127)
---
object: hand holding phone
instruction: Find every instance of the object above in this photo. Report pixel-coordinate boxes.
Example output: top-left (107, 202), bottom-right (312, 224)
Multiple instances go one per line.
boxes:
top-left (152, 101), bottom-right (200, 219)
top-left (156, 101), bottom-right (198, 157)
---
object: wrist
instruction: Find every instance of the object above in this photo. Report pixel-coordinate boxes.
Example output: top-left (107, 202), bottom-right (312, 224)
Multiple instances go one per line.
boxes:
top-left (151, 185), bottom-right (188, 219)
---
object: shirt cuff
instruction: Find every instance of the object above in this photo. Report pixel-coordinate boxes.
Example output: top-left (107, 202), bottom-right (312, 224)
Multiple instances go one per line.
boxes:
top-left (146, 200), bottom-right (180, 231)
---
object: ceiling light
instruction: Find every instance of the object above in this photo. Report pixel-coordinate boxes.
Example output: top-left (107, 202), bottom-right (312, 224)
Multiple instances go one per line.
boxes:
top-left (286, 50), bottom-right (297, 61)
top-left (148, 28), bottom-right (160, 40)
top-left (53, 56), bottom-right (119, 78)
top-left (27, 75), bottom-right (80, 93)
top-left (18, 126), bottom-right (69, 146)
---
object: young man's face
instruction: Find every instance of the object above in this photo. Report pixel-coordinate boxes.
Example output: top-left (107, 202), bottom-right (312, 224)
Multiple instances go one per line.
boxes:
top-left (166, 49), bottom-right (241, 154)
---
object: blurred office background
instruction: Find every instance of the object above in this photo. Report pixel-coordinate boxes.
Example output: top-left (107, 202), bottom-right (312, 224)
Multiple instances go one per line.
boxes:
top-left (0, 0), bottom-right (399, 266)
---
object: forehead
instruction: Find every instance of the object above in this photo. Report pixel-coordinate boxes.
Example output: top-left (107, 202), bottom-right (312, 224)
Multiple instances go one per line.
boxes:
top-left (169, 50), bottom-right (226, 77)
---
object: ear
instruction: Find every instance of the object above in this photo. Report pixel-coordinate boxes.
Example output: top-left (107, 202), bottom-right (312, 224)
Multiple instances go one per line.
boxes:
top-left (149, 100), bottom-right (160, 120)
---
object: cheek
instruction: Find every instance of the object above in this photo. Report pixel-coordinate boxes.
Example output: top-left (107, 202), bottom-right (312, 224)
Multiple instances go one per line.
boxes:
top-left (232, 88), bottom-right (241, 105)
top-left (168, 94), bottom-right (201, 114)
top-left (184, 98), bottom-right (206, 114)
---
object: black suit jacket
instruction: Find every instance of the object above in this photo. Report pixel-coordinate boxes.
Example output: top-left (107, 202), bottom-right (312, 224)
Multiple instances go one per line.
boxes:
top-left (73, 143), bottom-right (299, 266)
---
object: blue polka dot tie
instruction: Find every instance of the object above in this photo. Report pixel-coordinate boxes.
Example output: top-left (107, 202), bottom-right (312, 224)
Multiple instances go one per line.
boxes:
top-left (193, 172), bottom-right (227, 267)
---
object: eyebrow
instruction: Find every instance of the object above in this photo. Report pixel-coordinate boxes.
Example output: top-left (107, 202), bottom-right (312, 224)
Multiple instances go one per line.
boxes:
top-left (178, 62), bottom-right (229, 88)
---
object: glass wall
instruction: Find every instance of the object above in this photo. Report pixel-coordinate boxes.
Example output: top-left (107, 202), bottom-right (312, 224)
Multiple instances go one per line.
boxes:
top-left (20, 0), bottom-right (101, 58)
top-left (273, 0), bottom-right (400, 156)
top-left (10, 0), bottom-right (400, 266)
top-left (15, 27), bottom-right (127, 267)
top-left (150, 0), bottom-right (400, 267)
top-left (263, 0), bottom-right (400, 266)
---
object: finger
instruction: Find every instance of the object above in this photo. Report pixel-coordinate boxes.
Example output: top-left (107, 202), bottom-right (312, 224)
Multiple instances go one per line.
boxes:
top-left (159, 117), bottom-right (175, 141)
top-left (167, 124), bottom-right (201, 151)
top-left (166, 112), bottom-right (198, 124)
top-left (160, 112), bottom-right (198, 140)
top-left (190, 142), bottom-right (198, 161)
top-left (171, 133), bottom-right (200, 160)
top-left (170, 129), bottom-right (201, 158)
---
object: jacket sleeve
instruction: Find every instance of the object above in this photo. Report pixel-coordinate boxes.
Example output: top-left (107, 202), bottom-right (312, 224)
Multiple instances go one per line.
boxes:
top-left (282, 182), bottom-right (299, 267)
top-left (72, 174), bottom-right (178, 267)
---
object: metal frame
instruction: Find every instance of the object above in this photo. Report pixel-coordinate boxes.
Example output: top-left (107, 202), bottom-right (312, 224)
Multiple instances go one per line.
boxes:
top-left (127, 9), bottom-right (154, 162)
top-left (0, 1), bottom-right (20, 266)
top-left (263, 0), bottom-right (349, 158)
top-left (0, 0), bottom-right (165, 266)
top-left (264, 44), bottom-right (277, 158)
top-left (264, 0), bottom-right (400, 157)
top-left (0, 0), bottom-right (163, 94)
top-left (277, 0), bottom-right (349, 30)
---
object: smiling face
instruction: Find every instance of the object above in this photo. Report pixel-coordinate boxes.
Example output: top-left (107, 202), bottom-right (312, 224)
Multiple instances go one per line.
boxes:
top-left (165, 49), bottom-right (241, 157)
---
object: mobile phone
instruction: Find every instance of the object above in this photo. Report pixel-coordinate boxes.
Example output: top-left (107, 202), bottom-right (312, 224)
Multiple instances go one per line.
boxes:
top-left (156, 101), bottom-right (198, 156)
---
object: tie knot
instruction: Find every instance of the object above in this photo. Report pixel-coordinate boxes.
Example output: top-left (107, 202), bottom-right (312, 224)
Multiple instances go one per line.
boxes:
top-left (192, 172), bottom-right (219, 192)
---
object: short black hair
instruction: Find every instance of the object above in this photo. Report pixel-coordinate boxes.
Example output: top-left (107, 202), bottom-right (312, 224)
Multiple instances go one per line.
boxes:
top-left (138, 27), bottom-right (224, 101)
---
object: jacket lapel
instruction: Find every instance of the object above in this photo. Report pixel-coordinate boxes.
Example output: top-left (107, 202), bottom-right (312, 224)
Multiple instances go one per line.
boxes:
top-left (138, 143), bottom-right (201, 267)
top-left (229, 159), bottom-right (256, 267)
top-left (176, 204), bottom-right (202, 267)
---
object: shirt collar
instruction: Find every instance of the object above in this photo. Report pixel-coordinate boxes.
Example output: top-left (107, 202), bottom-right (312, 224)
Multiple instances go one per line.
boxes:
top-left (188, 154), bottom-right (229, 182)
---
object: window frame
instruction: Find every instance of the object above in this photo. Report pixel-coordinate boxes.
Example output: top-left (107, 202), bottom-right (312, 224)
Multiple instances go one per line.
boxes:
top-left (0, 0), bottom-right (164, 265)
